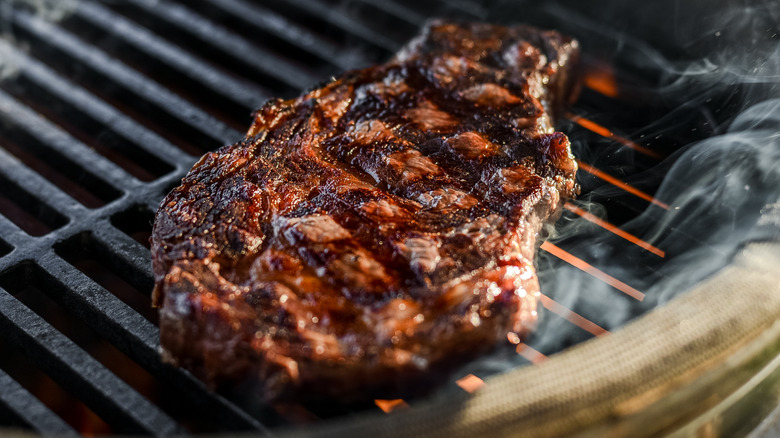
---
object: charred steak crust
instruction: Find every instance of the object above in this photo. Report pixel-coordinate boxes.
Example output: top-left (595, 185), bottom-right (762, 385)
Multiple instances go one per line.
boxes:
top-left (151, 21), bottom-right (579, 402)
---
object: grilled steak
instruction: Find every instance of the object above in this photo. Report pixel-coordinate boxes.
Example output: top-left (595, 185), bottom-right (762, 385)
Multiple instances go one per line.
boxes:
top-left (151, 20), bottom-right (579, 402)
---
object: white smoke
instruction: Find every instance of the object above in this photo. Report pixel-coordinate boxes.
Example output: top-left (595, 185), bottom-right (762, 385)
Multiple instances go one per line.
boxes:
top-left (0, 0), bottom-right (78, 81)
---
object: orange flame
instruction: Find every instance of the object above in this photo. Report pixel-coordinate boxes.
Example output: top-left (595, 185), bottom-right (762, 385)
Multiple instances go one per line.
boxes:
top-left (584, 63), bottom-right (619, 98)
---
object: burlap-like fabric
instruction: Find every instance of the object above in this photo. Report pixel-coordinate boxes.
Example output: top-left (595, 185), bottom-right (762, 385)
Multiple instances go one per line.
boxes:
top-left (282, 240), bottom-right (780, 438)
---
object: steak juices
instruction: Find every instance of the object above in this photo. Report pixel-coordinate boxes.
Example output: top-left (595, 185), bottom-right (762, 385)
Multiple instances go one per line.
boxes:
top-left (151, 21), bottom-right (579, 401)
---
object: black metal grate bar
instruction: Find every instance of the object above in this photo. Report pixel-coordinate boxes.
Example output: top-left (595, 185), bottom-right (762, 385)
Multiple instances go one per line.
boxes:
top-left (0, 90), bottom-right (138, 195)
top-left (0, 148), bottom-right (74, 233)
top-left (353, 0), bottom-right (427, 26)
top-left (85, 225), bottom-right (278, 433)
top-left (73, 1), bottom-right (271, 111)
top-left (436, 0), bottom-right (488, 17)
top-left (275, 0), bottom-right (401, 51)
top-left (43, 238), bottom-right (272, 432)
top-left (89, 226), bottom-right (157, 294)
top-left (0, 369), bottom-right (79, 437)
top-left (0, 214), bottom-right (24, 249)
top-left (114, 0), bottom-right (322, 93)
top-left (380, 0), bottom-right (487, 20)
top-left (7, 7), bottom-right (242, 146)
top-left (196, 0), bottom-right (370, 71)
top-left (0, 287), bottom-right (183, 436)
top-left (0, 39), bottom-right (194, 170)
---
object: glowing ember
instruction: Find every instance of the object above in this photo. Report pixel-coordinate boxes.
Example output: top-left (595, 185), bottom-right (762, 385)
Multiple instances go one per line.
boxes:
top-left (583, 63), bottom-right (618, 98)
top-left (539, 294), bottom-right (609, 337)
top-left (541, 242), bottom-right (645, 301)
top-left (455, 374), bottom-right (486, 393)
top-left (515, 343), bottom-right (547, 364)
top-left (374, 399), bottom-right (409, 413)
top-left (567, 113), bottom-right (662, 159)
top-left (577, 160), bottom-right (670, 210)
top-left (564, 202), bottom-right (665, 257)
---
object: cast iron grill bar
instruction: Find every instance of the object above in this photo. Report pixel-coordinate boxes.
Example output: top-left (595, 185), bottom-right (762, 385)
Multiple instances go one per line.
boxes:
top-left (39, 250), bottom-right (270, 432)
top-left (37, 252), bottom-right (163, 365)
top-left (374, 0), bottom-right (484, 20)
top-left (0, 90), bottom-right (139, 195)
top-left (308, 0), bottom-right (420, 44)
top-left (8, 7), bottom-right (242, 145)
top-left (0, 147), bottom-right (80, 225)
top-left (0, 289), bottom-right (184, 436)
top-left (276, 0), bottom-right (400, 51)
top-left (197, 0), bottom-right (369, 71)
top-left (429, 0), bottom-right (488, 17)
top-left (353, 0), bottom-right (426, 26)
top-left (73, 1), bottom-right (271, 110)
top-left (388, 0), bottom-right (487, 19)
top-left (0, 169), bottom-right (57, 245)
top-left (91, 225), bottom-right (156, 294)
top-left (0, 39), bottom-right (195, 168)
top-left (0, 240), bottom-right (12, 259)
top-left (0, 369), bottom-right (79, 437)
top-left (114, 0), bottom-right (322, 92)
top-left (0, 215), bottom-right (24, 249)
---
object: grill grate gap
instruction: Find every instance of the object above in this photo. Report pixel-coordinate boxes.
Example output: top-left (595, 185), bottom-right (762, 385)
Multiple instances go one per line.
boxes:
top-left (59, 12), bottom-right (258, 131)
top-left (0, 171), bottom-right (68, 236)
top-left (372, 0), bottom-right (477, 20)
top-left (96, 2), bottom-right (301, 100)
top-left (0, 120), bottom-right (121, 211)
top-left (29, 255), bottom-right (273, 433)
top-left (2, 76), bottom-right (175, 183)
top-left (574, 167), bottom-right (660, 223)
top-left (0, 239), bottom-right (11, 259)
top-left (351, 0), bottom-right (426, 26)
top-left (0, 401), bottom-right (27, 432)
top-left (259, 0), bottom-right (395, 58)
top-left (0, 266), bottom-right (160, 401)
top-left (318, 0), bottom-right (420, 44)
top-left (0, 336), bottom-right (111, 435)
top-left (183, 0), bottom-right (363, 72)
top-left (525, 303), bottom-right (597, 350)
top-left (111, 206), bottom-right (155, 250)
top-left (0, 261), bottom-right (202, 435)
top-left (55, 232), bottom-right (156, 324)
top-left (7, 12), bottom-right (231, 152)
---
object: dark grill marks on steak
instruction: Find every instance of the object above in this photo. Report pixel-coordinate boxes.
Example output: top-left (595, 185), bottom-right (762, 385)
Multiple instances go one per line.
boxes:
top-left (151, 20), bottom-right (580, 402)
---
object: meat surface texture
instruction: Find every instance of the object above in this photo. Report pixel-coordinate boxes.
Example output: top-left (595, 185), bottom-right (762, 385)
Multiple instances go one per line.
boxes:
top-left (151, 20), bottom-right (580, 402)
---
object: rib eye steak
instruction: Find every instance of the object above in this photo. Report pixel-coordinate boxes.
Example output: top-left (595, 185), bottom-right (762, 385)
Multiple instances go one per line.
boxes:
top-left (151, 20), bottom-right (580, 402)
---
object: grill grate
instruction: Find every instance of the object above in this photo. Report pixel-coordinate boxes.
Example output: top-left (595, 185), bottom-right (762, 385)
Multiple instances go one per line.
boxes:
top-left (0, 0), bottom-right (739, 435)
